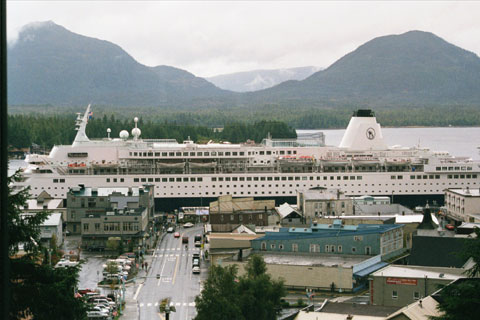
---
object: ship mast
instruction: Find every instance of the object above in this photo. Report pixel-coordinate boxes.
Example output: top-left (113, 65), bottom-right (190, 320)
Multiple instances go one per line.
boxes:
top-left (72, 104), bottom-right (91, 146)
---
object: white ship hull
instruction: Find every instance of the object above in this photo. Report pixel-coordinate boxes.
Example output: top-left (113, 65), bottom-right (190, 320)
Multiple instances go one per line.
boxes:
top-left (16, 107), bottom-right (480, 210)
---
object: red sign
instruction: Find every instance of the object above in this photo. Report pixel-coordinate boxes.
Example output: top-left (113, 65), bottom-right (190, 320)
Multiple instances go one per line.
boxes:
top-left (386, 277), bottom-right (418, 285)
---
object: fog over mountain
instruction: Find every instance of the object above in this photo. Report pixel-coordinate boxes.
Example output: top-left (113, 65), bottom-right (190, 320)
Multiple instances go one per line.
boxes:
top-left (206, 66), bottom-right (322, 92)
top-left (7, 22), bottom-right (480, 109)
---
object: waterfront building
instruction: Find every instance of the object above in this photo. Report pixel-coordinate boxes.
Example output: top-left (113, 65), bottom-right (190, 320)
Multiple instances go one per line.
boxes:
top-left (444, 187), bottom-right (480, 222)
top-left (370, 265), bottom-right (464, 307)
top-left (209, 195), bottom-right (274, 232)
top-left (252, 221), bottom-right (404, 259)
top-left (297, 187), bottom-right (354, 222)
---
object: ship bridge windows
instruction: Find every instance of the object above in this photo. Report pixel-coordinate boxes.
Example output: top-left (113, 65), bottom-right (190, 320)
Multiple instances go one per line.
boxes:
top-left (176, 152), bottom-right (181, 156)
top-left (68, 152), bottom-right (88, 158)
top-left (155, 152), bottom-right (160, 157)
top-left (225, 152), bottom-right (231, 156)
top-left (169, 178), bottom-right (174, 182)
top-left (218, 152), bottom-right (224, 156)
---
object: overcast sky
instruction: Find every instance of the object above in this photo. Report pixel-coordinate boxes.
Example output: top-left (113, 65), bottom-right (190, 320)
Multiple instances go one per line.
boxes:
top-left (7, 1), bottom-right (480, 77)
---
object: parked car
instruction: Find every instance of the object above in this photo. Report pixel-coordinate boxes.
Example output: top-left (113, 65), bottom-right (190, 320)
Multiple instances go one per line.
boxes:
top-left (192, 266), bottom-right (200, 274)
top-left (86, 310), bottom-right (109, 318)
top-left (184, 222), bottom-right (194, 228)
top-left (167, 227), bottom-right (174, 233)
top-left (174, 232), bottom-right (180, 238)
top-left (55, 259), bottom-right (79, 268)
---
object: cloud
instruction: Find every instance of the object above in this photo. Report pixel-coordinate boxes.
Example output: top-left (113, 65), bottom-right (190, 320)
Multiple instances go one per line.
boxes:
top-left (7, 1), bottom-right (480, 77)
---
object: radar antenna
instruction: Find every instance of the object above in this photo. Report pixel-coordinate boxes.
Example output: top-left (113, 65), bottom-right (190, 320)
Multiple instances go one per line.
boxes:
top-left (73, 104), bottom-right (91, 145)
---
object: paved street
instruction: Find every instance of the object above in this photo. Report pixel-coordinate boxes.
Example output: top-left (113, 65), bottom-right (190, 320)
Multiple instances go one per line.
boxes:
top-left (135, 225), bottom-right (208, 320)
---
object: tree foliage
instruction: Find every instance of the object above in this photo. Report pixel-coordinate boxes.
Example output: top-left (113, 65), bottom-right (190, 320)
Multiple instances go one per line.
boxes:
top-left (8, 172), bottom-right (87, 319)
top-left (194, 255), bottom-right (285, 320)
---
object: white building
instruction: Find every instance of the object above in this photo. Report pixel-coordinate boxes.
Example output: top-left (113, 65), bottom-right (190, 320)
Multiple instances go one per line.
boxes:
top-left (444, 187), bottom-right (480, 222)
top-left (297, 188), bottom-right (354, 223)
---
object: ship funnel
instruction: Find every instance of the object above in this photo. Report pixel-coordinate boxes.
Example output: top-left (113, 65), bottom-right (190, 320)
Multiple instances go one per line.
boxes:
top-left (339, 109), bottom-right (387, 150)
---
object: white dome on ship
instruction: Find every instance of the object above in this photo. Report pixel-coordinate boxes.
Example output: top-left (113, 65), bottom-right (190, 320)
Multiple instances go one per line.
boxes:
top-left (132, 127), bottom-right (141, 138)
top-left (120, 130), bottom-right (129, 140)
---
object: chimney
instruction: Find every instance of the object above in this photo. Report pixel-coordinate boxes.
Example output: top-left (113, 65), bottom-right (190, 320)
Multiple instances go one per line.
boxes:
top-left (346, 315), bottom-right (354, 320)
top-left (465, 186), bottom-right (470, 194)
top-left (419, 299), bottom-right (423, 308)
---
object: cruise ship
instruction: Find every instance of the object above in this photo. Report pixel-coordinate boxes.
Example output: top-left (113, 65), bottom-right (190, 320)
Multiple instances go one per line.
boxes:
top-left (17, 106), bottom-right (480, 211)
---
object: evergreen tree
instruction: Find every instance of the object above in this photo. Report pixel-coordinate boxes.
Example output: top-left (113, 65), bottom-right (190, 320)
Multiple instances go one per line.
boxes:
top-left (194, 255), bottom-right (285, 320)
top-left (8, 172), bottom-right (87, 319)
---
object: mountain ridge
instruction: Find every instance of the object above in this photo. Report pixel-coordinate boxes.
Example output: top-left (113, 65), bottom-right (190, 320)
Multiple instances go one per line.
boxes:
top-left (8, 23), bottom-right (480, 108)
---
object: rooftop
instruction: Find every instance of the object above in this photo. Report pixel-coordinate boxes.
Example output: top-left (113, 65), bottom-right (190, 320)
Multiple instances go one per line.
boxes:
top-left (372, 265), bottom-right (464, 280)
top-left (386, 295), bottom-right (441, 320)
top-left (301, 189), bottom-right (350, 201)
top-left (255, 252), bottom-right (371, 268)
top-left (447, 187), bottom-right (480, 197)
top-left (23, 198), bottom-right (63, 211)
top-left (256, 223), bottom-right (402, 241)
top-left (319, 301), bottom-right (399, 318)
top-left (355, 203), bottom-right (413, 215)
top-left (42, 212), bottom-right (62, 226)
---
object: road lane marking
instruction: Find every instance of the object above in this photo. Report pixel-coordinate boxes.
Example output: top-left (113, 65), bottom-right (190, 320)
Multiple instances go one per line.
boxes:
top-left (176, 302), bottom-right (181, 306)
top-left (147, 303), bottom-right (152, 307)
top-left (140, 303), bottom-right (144, 307)
top-left (189, 302), bottom-right (196, 307)
top-left (157, 253), bottom-right (168, 286)
top-left (133, 283), bottom-right (143, 300)
top-left (155, 302), bottom-right (158, 306)
top-left (172, 255), bottom-right (180, 285)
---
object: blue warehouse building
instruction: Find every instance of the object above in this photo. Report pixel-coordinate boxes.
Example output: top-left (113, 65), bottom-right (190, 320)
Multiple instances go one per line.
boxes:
top-left (252, 220), bottom-right (404, 260)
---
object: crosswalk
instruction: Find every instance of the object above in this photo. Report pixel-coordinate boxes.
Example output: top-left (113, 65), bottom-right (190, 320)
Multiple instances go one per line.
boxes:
top-left (139, 302), bottom-right (196, 308)
top-left (153, 251), bottom-right (199, 258)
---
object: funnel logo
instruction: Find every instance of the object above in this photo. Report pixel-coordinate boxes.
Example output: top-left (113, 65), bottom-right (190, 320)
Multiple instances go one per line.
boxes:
top-left (366, 128), bottom-right (376, 140)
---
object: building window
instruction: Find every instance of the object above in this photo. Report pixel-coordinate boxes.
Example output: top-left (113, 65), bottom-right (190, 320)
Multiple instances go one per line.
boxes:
top-left (261, 242), bottom-right (267, 251)
top-left (230, 215), bottom-right (234, 221)
top-left (270, 244), bottom-right (276, 249)
top-left (351, 247), bottom-right (356, 253)
top-left (365, 246), bottom-right (371, 255)
top-left (325, 245), bottom-right (330, 253)
top-left (83, 223), bottom-right (89, 231)
top-left (279, 244), bottom-right (284, 250)
top-left (392, 291), bottom-right (398, 299)
top-left (94, 223), bottom-right (100, 231)
top-left (310, 244), bottom-right (320, 253)
top-left (338, 245), bottom-right (342, 253)
top-left (413, 292), bottom-right (420, 300)
top-left (292, 243), bottom-right (298, 252)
